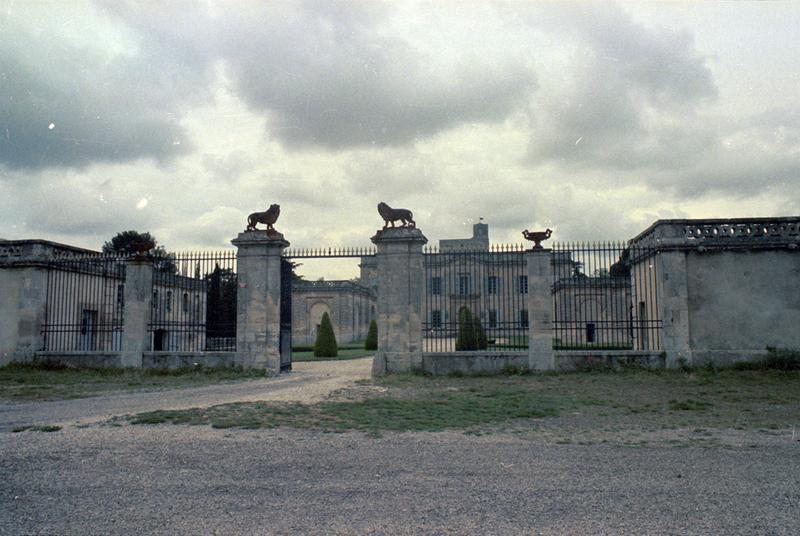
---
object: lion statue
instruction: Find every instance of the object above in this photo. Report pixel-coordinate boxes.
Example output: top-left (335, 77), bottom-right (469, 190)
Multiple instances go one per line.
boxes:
top-left (247, 204), bottom-right (280, 232)
top-left (377, 202), bottom-right (416, 229)
top-left (522, 228), bottom-right (552, 249)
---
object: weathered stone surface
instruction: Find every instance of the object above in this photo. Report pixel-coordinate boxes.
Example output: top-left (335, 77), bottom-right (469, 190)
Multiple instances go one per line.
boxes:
top-left (656, 250), bottom-right (692, 367)
top-left (232, 230), bottom-right (289, 375)
top-left (120, 259), bottom-right (153, 368)
top-left (370, 227), bottom-right (427, 376)
top-left (526, 249), bottom-right (555, 370)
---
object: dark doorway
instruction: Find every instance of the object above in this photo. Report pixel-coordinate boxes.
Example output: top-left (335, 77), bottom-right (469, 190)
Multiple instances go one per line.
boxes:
top-left (153, 329), bottom-right (167, 351)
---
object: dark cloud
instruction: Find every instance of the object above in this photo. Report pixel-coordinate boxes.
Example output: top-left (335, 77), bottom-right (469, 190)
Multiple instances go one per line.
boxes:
top-left (0, 8), bottom-right (210, 171)
top-left (526, 3), bottom-right (717, 172)
top-left (103, 1), bottom-right (537, 150)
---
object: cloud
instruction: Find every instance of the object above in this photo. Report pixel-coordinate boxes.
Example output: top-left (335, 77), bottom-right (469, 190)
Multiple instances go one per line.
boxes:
top-left (102, 1), bottom-right (537, 150)
top-left (524, 2), bottom-right (717, 170)
top-left (0, 3), bottom-right (209, 171)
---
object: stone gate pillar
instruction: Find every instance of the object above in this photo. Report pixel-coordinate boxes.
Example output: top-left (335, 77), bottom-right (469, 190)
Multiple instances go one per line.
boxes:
top-left (526, 249), bottom-right (555, 371)
top-left (371, 227), bottom-right (428, 376)
top-left (120, 257), bottom-right (153, 368)
top-left (232, 230), bottom-right (289, 374)
top-left (656, 250), bottom-right (692, 368)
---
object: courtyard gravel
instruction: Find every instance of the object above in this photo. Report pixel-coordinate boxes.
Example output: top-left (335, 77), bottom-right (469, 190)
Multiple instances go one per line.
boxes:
top-left (2, 425), bottom-right (798, 535)
top-left (1, 357), bottom-right (799, 535)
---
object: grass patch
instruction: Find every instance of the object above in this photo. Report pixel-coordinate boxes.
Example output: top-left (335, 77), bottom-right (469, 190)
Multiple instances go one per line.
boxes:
top-left (732, 348), bottom-right (800, 372)
top-left (293, 347), bottom-right (373, 362)
top-left (129, 364), bottom-right (800, 437)
top-left (130, 385), bottom-right (559, 433)
top-left (668, 399), bottom-right (713, 411)
top-left (0, 362), bottom-right (267, 401)
top-left (12, 425), bottom-right (62, 433)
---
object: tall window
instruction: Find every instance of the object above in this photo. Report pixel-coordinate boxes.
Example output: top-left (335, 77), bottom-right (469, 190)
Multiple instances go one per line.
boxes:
top-left (586, 322), bottom-right (596, 343)
top-left (487, 275), bottom-right (498, 295)
top-left (116, 284), bottom-right (125, 308)
top-left (519, 275), bottom-right (528, 294)
top-left (182, 293), bottom-right (189, 313)
top-left (488, 309), bottom-right (497, 328)
top-left (430, 276), bottom-right (442, 295)
top-left (166, 290), bottom-right (172, 312)
top-left (152, 290), bottom-right (158, 309)
top-left (458, 274), bottom-right (470, 295)
top-left (431, 310), bottom-right (442, 328)
top-left (520, 309), bottom-right (529, 328)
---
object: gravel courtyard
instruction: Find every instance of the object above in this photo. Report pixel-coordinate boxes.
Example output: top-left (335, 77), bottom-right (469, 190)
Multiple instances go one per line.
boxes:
top-left (2, 358), bottom-right (799, 535)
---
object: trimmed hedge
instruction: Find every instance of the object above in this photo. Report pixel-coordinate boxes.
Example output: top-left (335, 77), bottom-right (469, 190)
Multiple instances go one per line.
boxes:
top-left (314, 312), bottom-right (338, 357)
top-left (365, 319), bottom-right (378, 351)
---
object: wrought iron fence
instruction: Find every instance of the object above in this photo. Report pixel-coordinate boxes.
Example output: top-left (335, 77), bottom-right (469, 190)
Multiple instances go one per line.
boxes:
top-left (283, 246), bottom-right (376, 258)
top-left (551, 242), bottom-right (662, 351)
top-left (149, 251), bottom-right (237, 352)
top-left (423, 244), bottom-right (529, 352)
top-left (42, 255), bottom-right (126, 351)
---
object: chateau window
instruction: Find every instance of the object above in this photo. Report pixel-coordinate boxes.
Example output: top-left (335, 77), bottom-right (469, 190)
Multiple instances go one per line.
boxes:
top-left (489, 309), bottom-right (497, 328)
top-left (117, 284), bottom-right (124, 308)
top-left (152, 290), bottom-right (158, 309)
top-left (430, 276), bottom-right (442, 295)
top-left (520, 309), bottom-right (529, 328)
top-left (166, 291), bottom-right (172, 312)
top-left (182, 293), bottom-right (189, 313)
top-left (458, 274), bottom-right (470, 295)
top-left (431, 310), bottom-right (442, 328)
top-left (487, 275), bottom-right (498, 295)
top-left (518, 275), bottom-right (528, 294)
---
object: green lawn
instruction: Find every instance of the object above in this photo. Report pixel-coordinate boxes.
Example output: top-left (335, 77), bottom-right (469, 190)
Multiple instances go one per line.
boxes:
top-left (0, 363), bottom-right (266, 401)
top-left (127, 366), bottom-right (800, 439)
top-left (292, 342), bottom-right (374, 362)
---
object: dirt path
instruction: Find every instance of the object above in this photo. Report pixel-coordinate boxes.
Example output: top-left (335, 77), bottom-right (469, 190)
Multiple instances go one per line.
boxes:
top-left (0, 357), bottom-right (372, 431)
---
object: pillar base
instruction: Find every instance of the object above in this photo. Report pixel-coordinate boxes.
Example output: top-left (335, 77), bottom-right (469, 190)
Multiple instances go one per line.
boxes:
top-left (232, 230), bottom-right (289, 373)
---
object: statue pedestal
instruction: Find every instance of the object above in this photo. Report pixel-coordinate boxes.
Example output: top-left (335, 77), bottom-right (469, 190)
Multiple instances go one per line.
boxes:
top-left (231, 231), bottom-right (289, 374)
top-left (370, 227), bottom-right (428, 376)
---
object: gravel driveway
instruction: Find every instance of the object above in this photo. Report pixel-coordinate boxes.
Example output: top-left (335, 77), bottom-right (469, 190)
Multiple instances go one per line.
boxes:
top-left (2, 357), bottom-right (799, 535)
top-left (2, 425), bottom-right (798, 535)
top-left (0, 358), bottom-right (372, 432)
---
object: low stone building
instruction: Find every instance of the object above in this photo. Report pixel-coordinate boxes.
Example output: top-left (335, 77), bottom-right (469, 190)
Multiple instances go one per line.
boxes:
top-left (627, 218), bottom-right (800, 366)
top-left (291, 280), bottom-right (376, 346)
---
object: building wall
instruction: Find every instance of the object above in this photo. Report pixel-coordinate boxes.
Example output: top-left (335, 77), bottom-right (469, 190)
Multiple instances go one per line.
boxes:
top-left (686, 249), bottom-right (800, 363)
top-left (439, 222), bottom-right (490, 252)
top-left (150, 280), bottom-right (207, 352)
top-left (552, 282), bottom-right (631, 348)
top-left (0, 268), bottom-right (22, 364)
top-left (291, 284), bottom-right (376, 346)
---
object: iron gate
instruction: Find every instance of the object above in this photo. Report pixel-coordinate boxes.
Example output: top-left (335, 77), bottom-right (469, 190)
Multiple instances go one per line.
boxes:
top-left (279, 257), bottom-right (293, 372)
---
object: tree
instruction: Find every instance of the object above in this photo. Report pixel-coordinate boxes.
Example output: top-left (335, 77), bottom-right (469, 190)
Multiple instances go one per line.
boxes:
top-left (205, 264), bottom-right (237, 340)
top-left (455, 307), bottom-right (477, 351)
top-left (102, 230), bottom-right (176, 273)
top-left (473, 315), bottom-right (488, 350)
top-left (288, 260), bottom-right (305, 282)
top-left (314, 312), bottom-right (338, 357)
top-left (609, 248), bottom-right (631, 277)
top-left (364, 319), bottom-right (378, 351)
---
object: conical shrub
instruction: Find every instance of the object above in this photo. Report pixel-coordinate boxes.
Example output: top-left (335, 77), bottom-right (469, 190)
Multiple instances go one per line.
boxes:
top-left (473, 315), bottom-right (488, 350)
top-left (455, 307), bottom-right (476, 351)
top-left (314, 312), bottom-right (338, 357)
top-left (364, 319), bottom-right (378, 350)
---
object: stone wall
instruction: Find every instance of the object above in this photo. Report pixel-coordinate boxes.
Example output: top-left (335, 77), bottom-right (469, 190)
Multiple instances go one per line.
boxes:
top-left (0, 268), bottom-right (22, 365)
top-left (422, 351), bottom-right (527, 375)
top-left (686, 249), bottom-right (800, 364)
top-left (17, 351), bottom-right (239, 370)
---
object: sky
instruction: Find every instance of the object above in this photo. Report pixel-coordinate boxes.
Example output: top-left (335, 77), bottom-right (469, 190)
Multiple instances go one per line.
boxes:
top-left (2, 1), bottom-right (799, 279)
